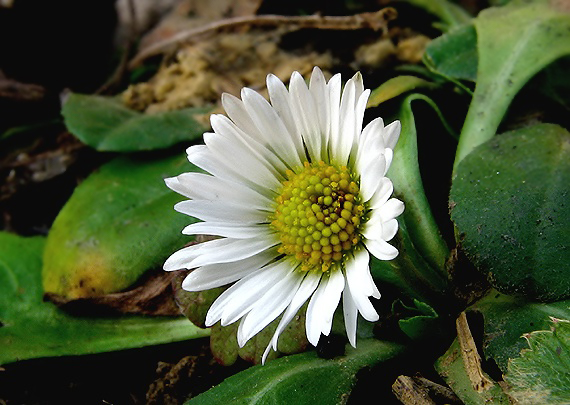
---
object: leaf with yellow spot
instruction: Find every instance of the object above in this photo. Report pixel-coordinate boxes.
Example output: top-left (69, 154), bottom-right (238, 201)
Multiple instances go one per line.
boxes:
top-left (43, 153), bottom-right (199, 298)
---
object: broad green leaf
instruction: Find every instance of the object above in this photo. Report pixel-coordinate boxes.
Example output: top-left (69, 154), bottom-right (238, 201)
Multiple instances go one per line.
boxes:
top-left (505, 318), bottom-right (570, 404)
top-left (468, 290), bottom-right (570, 373)
top-left (43, 153), bottom-right (198, 298)
top-left (62, 93), bottom-right (209, 152)
top-left (435, 337), bottom-right (510, 405)
top-left (454, 0), bottom-right (570, 171)
top-left (424, 23), bottom-right (478, 84)
top-left (0, 232), bottom-right (209, 365)
top-left (186, 339), bottom-right (404, 404)
top-left (367, 75), bottom-right (435, 108)
top-left (398, 0), bottom-right (472, 31)
top-left (450, 124), bottom-right (570, 301)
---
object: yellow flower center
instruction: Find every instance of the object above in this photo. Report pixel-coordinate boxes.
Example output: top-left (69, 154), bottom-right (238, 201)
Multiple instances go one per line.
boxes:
top-left (270, 161), bottom-right (365, 272)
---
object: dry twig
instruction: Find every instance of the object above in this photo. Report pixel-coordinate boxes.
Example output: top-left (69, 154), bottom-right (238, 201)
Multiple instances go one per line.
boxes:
top-left (129, 8), bottom-right (397, 68)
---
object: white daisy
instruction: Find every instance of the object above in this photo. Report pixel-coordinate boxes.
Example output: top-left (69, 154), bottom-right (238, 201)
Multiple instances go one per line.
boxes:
top-left (164, 67), bottom-right (404, 363)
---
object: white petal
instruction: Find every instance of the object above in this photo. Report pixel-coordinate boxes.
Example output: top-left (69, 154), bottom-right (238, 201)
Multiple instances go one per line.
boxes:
top-left (221, 93), bottom-right (263, 140)
top-left (344, 251), bottom-right (379, 322)
top-left (210, 114), bottom-right (288, 175)
top-left (266, 74), bottom-right (305, 159)
top-left (364, 238), bottom-right (399, 260)
top-left (206, 260), bottom-right (289, 326)
top-left (262, 271), bottom-right (321, 364)
top-left (368, 177), bottom-right (394, 211)
top-left (380, 198), bottom-right (405, 222)
top-left (305, 269), bottom-right (345, 345)
top-left (182, 222), bottom-right (267, 239)
top-left (186, 145), bottom-right (252, 189)
top-left (353, 89), bottom-right (370, 148)
top-left (345, 250), bottom-right (373, 296)
top-left (171, 172), bottom-right (272, 208)
top-left (327, 73), bottom-right (342, 161)
top-left (356, 117), bottom-right (385, 169)
top-left (174, 200), bottom-right (267, 223)
top-left (337, 79), bottom-right (356, 164)
top-left (305, 276), bottom-right (327, 345)
top-left (163, 238), bottom-right (232, 271)
top-left (384, 120), bottom-right (401, 150)
top-left (241, 87), bottom-right (302, 168)
top-left (182, 249), bottom-right (278, 291)
top-left (361, 213), bottom-right (383, 241)
top-left (342, 286), bottom-right (358, 347)
top-left (270, 271), bottom-right (321, 350)
top-left (204, 132), bottom-right (282, 191)
top-left (382, 218), bottom-right (399, 241)
top-left (237, 265), bottom-right (302, 346)
top-left (185, 235), bottom-right (278, 268)
top-left (319, 269), bottom-right (346, 337)
top-left (351, 71), bottom-right (365, 102)
top-left (384, 148), bottom-right (394, 174)
top-left (360, 154), bottom-right (387, 203)
top-left (289, 71), bottom-right (322, 162)
top-left (309, 67), bottom-right (330, 154)
top-left (187, 141), bottom-right (275, 199)
top-left (363, 204), bottom-right (399, 242)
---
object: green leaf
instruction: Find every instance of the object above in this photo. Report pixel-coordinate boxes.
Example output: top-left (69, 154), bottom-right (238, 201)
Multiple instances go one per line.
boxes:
top-left (371, 94), bottom-right (453, 309)
top-left (0, 232), bottom-right (209, 365)
top-left (454, 0), bottom-right (570, 172)
top-left (505, 318), bottom-right (570, 405)
top-left (62, 93), bottom-right (209, 152)
top-left (435, 337), bottom-right (510, 405)
top-left (370, 220), bottom-right (448, 311)
top-left (367, 76), bottom-right (435, 108)
top-left (43, 153), bottom-right (198, 298)
top-left (468, 290), bottom-right (570, 373)
top-left (450, 124), bottom-right (570, 301)
top-left (397, 299), bottom-right (441, 341)
top-left (424, 23), bottom-right (478, 83)
top-left (398, 0), bottom-right (472, 31)
top-left (389, 94), bottom-right (451, 273)
top-left (186, 339), bottom-right (404, 404)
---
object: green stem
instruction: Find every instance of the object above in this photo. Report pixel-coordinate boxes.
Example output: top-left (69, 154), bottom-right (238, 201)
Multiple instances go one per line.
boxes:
top-left (390, 94), bottom-right (451, 275)
top-left (452, 78), bottom-right (511, 176)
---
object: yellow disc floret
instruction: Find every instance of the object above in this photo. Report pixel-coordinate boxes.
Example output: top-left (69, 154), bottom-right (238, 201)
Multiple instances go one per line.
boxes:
top-left (270, 161), bottom-right (365, 272)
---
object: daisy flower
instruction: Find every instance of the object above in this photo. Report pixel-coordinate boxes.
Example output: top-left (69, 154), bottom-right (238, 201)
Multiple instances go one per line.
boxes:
top-left (164, 67), bottom-right (404, 363)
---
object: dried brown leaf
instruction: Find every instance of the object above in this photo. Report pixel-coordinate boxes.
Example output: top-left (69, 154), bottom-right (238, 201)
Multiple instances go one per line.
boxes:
top-left (45, 270), bottom-right (181, 316)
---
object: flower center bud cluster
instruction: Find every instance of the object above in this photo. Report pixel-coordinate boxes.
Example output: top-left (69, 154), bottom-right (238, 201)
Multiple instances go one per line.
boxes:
top-left (271, 161), bottom-right (365, 272)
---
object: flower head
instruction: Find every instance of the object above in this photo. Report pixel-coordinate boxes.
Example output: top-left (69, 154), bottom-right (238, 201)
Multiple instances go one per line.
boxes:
top-left (164, 67), bottom-right (404, 362)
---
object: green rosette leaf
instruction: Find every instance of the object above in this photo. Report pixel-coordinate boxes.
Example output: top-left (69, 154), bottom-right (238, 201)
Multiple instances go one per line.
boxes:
top-left (186, 339), bottom-right (404, 404)
top-left (505, 318), bottom-right (570, 404)
top-left (62, 93), bottom-right (209, 152)
top-left (451, 124), bottom-right (570, 301)
top-left (43, 153), bottom-right (199, 298)
top-left (0, 232), bottom-right (208, 365)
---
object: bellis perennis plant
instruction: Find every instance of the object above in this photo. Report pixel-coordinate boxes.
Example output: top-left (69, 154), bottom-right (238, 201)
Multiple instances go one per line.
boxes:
top-left (164, 67), bottom-right (404, 363)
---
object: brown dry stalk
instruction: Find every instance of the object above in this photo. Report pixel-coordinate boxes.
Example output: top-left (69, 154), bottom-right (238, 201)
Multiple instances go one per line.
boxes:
top-left (128, 8), bottom-right (397, 68)
top-left (456, 312), bottom-right (495, 392)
